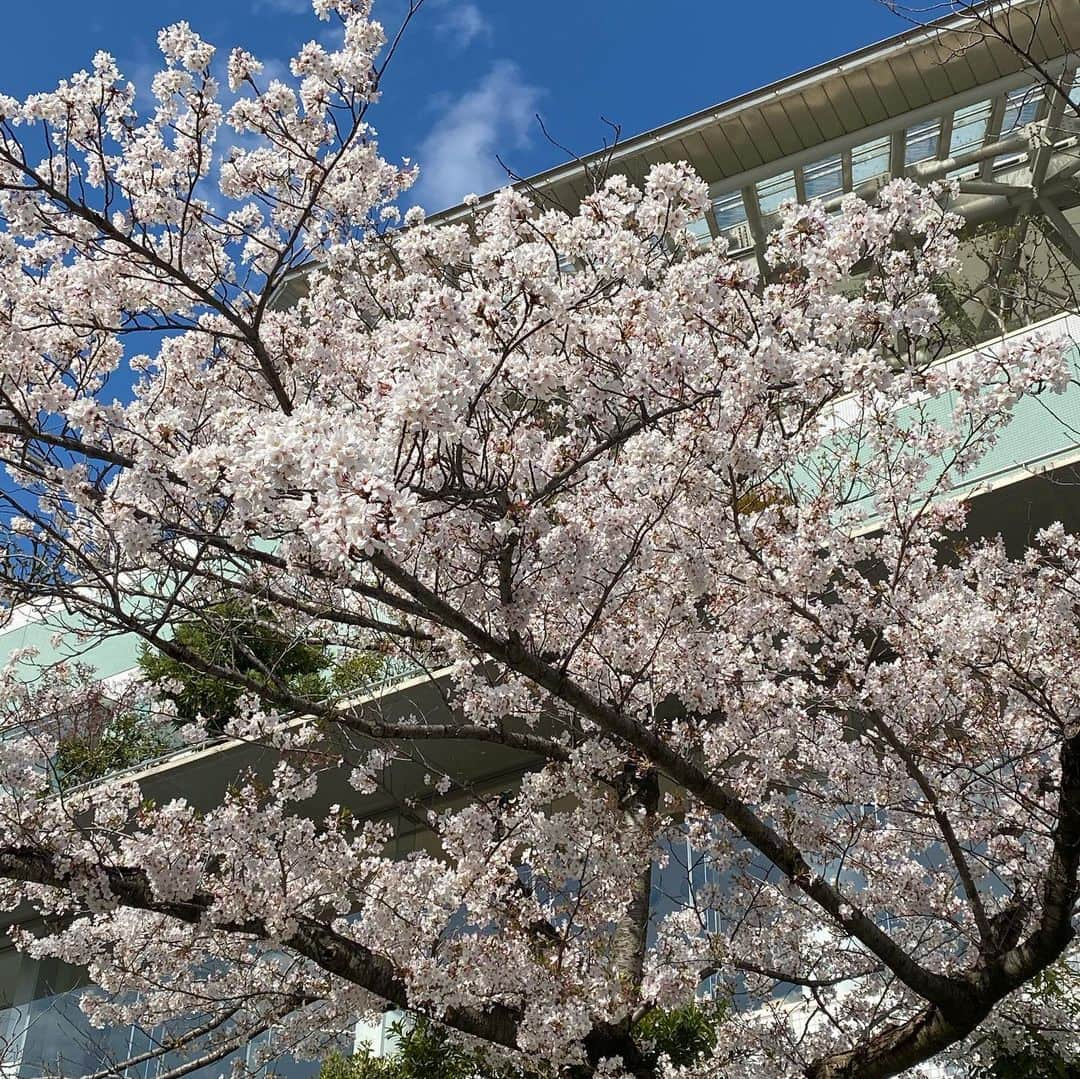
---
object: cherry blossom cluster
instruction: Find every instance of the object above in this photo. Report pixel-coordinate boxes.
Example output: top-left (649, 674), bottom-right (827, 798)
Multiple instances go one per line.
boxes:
top-left (0, 3), bottom-right (1079, 1077)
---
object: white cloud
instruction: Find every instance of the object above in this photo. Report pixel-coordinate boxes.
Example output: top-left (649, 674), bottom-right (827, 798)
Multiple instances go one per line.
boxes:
top-left (436, 1), bottom-right (492, 49)
top-left (412, 62), bottom-right (541, 212)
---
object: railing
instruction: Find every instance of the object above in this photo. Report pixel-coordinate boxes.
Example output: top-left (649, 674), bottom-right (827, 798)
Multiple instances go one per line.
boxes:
top-left (0, 656), bottom-right (436, 792)
top-left (64, 657), bottom-right (434, 789)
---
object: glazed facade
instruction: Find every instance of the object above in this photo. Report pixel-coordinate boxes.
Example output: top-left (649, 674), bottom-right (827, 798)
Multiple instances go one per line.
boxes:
top-left (6, 1), bottom-right (1080, 1073)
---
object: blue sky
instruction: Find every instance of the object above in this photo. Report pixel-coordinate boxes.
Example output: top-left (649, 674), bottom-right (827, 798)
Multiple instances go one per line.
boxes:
top-left (0, 0), bottom-right (910, 213)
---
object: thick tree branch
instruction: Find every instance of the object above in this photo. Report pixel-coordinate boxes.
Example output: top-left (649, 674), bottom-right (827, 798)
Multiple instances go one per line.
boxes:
top-left (366, 551), bottom-right (963, 1012)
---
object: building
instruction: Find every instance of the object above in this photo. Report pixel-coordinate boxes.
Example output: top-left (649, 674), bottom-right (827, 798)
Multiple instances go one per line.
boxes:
top-left (5, 0), bottom-right (1080, 1073)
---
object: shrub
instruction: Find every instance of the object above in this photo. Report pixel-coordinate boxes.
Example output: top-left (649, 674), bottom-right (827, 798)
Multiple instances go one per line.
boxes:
top-left (53, 710), bottom-right (176, 788)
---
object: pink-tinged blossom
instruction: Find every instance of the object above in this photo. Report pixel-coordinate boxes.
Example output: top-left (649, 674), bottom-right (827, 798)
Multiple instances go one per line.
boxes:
top-left (0, 3), bottom-right (1077, 1077)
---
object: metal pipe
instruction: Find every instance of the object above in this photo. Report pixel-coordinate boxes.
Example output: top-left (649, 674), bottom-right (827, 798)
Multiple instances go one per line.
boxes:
top-left (958, 180), bottom-right (1034, 197)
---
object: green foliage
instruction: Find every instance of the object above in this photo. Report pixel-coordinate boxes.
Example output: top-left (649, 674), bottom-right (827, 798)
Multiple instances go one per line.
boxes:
top-left (53, 710), bottom-right (175, 788)
top-left (970, 1038), bottom-right (1080, 1079)
top-left (138, 601), bottom-right (330, 730)
top-left (969, 965), bottom-right (1080, 1078)
top-left (318, 1017), bottom-right (537, 1079)
top-left (634, 1000), bottom-right (724, 1069)
top-left (330, 650), bottom-right (387, 696)
top-left (317, 1053), bottom-right (365, 1079)
top-left (138, 602), bottom-right (389, 732)
top-left (318, 1002), bottom-right (728, 1079)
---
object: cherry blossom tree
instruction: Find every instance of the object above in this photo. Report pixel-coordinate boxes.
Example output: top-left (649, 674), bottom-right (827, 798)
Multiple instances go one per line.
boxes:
top-left (1, 3), bottom-right (1079, 1077)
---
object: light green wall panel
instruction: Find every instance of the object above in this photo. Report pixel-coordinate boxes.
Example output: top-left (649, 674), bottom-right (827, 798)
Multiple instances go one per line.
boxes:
top-left (0, 614), bottom-right (141, 684)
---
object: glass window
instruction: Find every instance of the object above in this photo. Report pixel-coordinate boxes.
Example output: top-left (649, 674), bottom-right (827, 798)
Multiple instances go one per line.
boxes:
top-left (755, 171), bottom-right (797, 216)
top-left (905, 119), bottom-right (941, 166)
top-left (1001, 84), bottom-right (1042, 134)
top-left (19, 988), bottom-right (137, 1078)
top-left (851, 136), bottom-right (891, 186)
top-left (950, 99), bottom-right (993, 156)
top-left (803, 154), bottom-right (844, 201)
top-left (684, 217), bottom-right (712, 246)
top-left (947, 162), bottom-right (981, 181)
top-left (712, 191), bottom-right (747, 233)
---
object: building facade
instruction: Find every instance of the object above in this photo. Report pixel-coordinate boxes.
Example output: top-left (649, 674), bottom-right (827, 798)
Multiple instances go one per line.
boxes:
top-left (5, 0), bottom-right (1080, 1074)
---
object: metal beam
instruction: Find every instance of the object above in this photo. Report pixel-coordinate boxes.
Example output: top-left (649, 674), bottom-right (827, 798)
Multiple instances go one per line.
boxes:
top-left (938, 110), bottom-right (955, 162)
top-left (1037, 196), bottom-right (1080, 269)
top-left (1046, 143), bottom-right (1080, 185)
top-left (820, 131), bottom-right (1032, 215)
top-left (910, 131), bottom-right (1032, 184)
top-left (890, 130), bottom-right (907, 180)
top-left (1032, 77), bottom-right (1074, 192)
top-left (704, 207), bottom-right (721, 241)
top-left (959, 180), bottom-right (1035, 197)
top-left (741, 185), bottom-right (770, 278)
top-left (974, 203), bottom-right (1034, 335)
top-left (980, 94), bottom-right (1009, 181)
